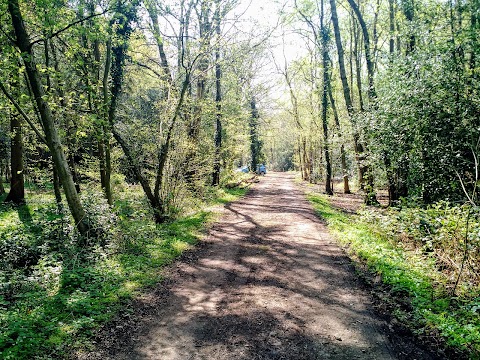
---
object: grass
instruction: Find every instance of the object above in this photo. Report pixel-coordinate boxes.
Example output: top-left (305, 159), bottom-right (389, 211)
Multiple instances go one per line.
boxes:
top-left (0, 184), bottom-right (247, 359)
top-left (307, 193), bottom-right (480, 359)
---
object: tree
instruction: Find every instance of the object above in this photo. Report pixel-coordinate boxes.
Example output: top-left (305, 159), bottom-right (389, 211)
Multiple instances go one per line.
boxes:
top-left (7, 0), bottom-right (91, 236)
top-left (212, 0), bottom-right (223, 186)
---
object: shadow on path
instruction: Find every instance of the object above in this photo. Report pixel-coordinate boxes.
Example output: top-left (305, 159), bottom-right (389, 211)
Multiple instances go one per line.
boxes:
top-left (82, 172), bottom-right (439, 360)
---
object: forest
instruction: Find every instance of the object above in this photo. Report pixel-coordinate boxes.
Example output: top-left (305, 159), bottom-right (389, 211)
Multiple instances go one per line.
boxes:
top-left (0, 0), bottom-right (479, 358)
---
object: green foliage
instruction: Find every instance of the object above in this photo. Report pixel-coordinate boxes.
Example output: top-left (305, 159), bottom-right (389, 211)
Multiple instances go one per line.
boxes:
top-left (0, 184), bottom-right (246, 359)
top-left (307, 193), bottom-right (480, 357)
top-left (368, 0), bottom-right (480, 204)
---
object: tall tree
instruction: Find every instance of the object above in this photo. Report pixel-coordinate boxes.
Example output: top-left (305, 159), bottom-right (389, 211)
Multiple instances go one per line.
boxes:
top-left (7, 0), bottom-right (91, 236)
top-left (250, 96), bottom-right (261, 172)
top-left (319, 0), bottom-right (333, 195)
top-left (212, 1), bottom-right (223, 186)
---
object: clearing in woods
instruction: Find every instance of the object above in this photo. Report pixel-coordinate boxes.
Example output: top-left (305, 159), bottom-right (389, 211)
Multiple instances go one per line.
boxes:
top-left (82, 172), bottom-right (438, 360)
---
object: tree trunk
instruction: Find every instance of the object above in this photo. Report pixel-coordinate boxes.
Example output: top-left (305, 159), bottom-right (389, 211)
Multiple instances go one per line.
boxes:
top-left (302, 137), bottom-right (310, 182)
top-left (373, 0), bottom-right (381, 73)
top-left (5, 89), bottom-right (25, 204)
top-left (0, 166), bottom-right (5, 195)
top-left (185, 2), bottom-right (212, 185)
top-left (389, 0), bottom-right (395, 55)
top-left (102, 39), bottom-right (113, 205)
top-left (346, 0), bottom-right (377, 99)
top-left (8, 0), bottom-right (90, 235)
top-left (353, 18), bottom-right (365, 111)
top-left (345, 0), bottom-right (379, 204)
top-left (212, 3), bottom-right (222, 186)
top-left (52, 164), bottom-right (63, 210)
top-left (250, 97), bottom-right (260, 173)
top-left (320, 0), bottom-right (333, 195)
top-left (328, 80), bottom-right (350, 194)
top-left (402, 0), bottom-right (416, 54)
top-left (330, 0), bottom-right (369, 194)
top-left (330, 0), bottom-right (354, 116)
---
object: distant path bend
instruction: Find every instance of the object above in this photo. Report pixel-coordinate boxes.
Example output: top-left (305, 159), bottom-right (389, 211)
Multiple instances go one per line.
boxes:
top-left (85, 172), bottom-right (435, 360)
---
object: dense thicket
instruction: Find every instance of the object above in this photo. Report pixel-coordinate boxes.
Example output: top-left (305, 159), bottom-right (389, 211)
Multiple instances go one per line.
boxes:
top-left (279, 0), bottom-right (479, 206)
top-left (0, 0), bottom-right (267, 228)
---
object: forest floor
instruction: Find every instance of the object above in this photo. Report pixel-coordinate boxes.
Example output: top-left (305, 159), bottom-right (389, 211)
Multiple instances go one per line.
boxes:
top-left (78, 172), bottom-right (440, 360)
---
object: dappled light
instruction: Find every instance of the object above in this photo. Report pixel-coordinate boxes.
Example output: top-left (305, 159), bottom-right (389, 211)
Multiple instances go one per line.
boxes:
top-left (1, 0), bottom-right (479, 357)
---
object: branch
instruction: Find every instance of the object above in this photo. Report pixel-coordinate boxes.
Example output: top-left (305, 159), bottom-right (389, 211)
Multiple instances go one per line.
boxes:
top-left (0, 80), bottom-right (47, 144)
top-left (29, 9), bottom-right (110, 49)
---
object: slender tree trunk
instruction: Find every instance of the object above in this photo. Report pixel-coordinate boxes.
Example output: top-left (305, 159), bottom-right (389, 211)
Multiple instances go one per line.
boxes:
top-left (102, 40), bottom-right (113, 205)
top-left (250, 97), bottom-right (260, 173)
top-left (373, 0), bottom-right (380, 73)
top-left (185, 2), bottom-right (211, 185)
top-left (353, 19), bottom-right (364, 112)
top-left (91, 30), bottom-right (110, 204)
top-left (346, 0), bottom-right (377, 100)
top-left (330, 0), bottom-right (354, 116)
top-left (6, 162), bottom-right (11, 182)
top-left (297, 139), bottom-right (304, 179)
top-left (5, 85), bottom-right (24, 204)
top-left (68, 154), bottom-right (80, 193)
top-left (330, 0), bottom-right (368, 194)
top-left (8, 0), bottom-right (90, 235)
top-left (212, 4), bottom-right (222, 186)
top-left (349, 17), bottom-right (355, 108)
top-left (346, 0), bottom-right (379, 204)
top-left (0, 165), bottom-right (5, 195)
top-left (389, 0), bottom-right (395, 55)
top-left (302, 137), bottom-right (310, 182)
top-left (402, 0), bottom-right (416, 54)
top-left (52, 165), bottom-right (63, 210)
top-left (320, 0), bottom-right (333, 195)
top-left (328, 81), bottom-right (350, 194)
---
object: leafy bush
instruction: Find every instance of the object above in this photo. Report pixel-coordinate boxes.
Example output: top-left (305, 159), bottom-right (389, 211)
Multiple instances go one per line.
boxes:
top-left (0, 183), bottom-right (246, 359)
top-left (307, 193), bottom-right (480, 357)
top-left (360, 202), bottom-right (480, 294)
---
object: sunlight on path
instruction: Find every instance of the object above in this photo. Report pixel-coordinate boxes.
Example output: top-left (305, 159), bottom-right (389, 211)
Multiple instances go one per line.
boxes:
top-left (87, 173), bottom-right (401, 359)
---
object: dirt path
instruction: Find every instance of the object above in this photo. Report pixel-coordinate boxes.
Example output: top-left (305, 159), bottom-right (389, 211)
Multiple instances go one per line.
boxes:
top-left (83, 172), bottom-right (436, 360)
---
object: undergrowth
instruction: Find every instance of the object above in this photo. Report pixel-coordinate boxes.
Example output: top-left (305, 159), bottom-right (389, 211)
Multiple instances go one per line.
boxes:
top-left (0, 184), bottom-right (247, 359)
top-left (307, 193), bottom-right (480, 359)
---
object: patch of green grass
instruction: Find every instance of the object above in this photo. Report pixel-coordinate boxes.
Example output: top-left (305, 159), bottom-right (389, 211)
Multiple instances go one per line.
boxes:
top-left (215, 187), bottom-right (248, 204)
top-left (0, 184), bottom-right (246, 359)
top-left (307, 193), bottom-right (480, 358)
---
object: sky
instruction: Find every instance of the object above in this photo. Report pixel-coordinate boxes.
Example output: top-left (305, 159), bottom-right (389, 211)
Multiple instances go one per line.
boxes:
top-left (229, 0), bottom-right (308, 109)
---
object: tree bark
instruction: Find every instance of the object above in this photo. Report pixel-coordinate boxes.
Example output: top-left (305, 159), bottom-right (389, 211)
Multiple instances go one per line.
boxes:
top-left (8, 0), bottom-right (90, 235)
top-left (0, 165), bottom-right (5, 195)
top-left (330, 0), bottom-right (354, 117)
top-left (345, 0), bottom-right (379, 204)
top-left (212, 3), bottom-right (222, 186)
top-left (389, 0), bottom-right (395, 55)
top-left (328, 80), bottom-right (350, 194)
top-left (402, 0), bottom-right (416, 54)
top-left (5, 85), bottom-right (25, 204)
top-left (250, 97), bottom-right (261, 173)
top-left (52, 164), bottom-right (63, 210)
top-left (346, 0), bottom-right (377, 99)
top-left (330, 0), bottom-right (368, 194)
top-left (320, 0), bottom-right (333, 195)
top-left (102, 39), bottom-right (113, 205)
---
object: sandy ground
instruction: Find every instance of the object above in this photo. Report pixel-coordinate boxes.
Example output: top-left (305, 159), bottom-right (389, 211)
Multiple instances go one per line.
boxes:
top-left (79, 172), bottom-right (438, 360)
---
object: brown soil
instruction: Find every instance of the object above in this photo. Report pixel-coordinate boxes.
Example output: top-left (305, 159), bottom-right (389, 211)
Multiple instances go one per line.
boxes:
top-left (79, 172), bottom-right (440, 360)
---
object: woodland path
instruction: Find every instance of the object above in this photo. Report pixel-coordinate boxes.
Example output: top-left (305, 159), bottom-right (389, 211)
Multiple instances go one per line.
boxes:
top-left (82, 172), bottom-right (436, 360)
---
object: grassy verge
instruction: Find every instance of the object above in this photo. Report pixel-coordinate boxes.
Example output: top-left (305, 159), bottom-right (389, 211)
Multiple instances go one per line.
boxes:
top-left (307, 193), bottom-right (479, 359)
top-left (0, 186), bottom-right (247, 359)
